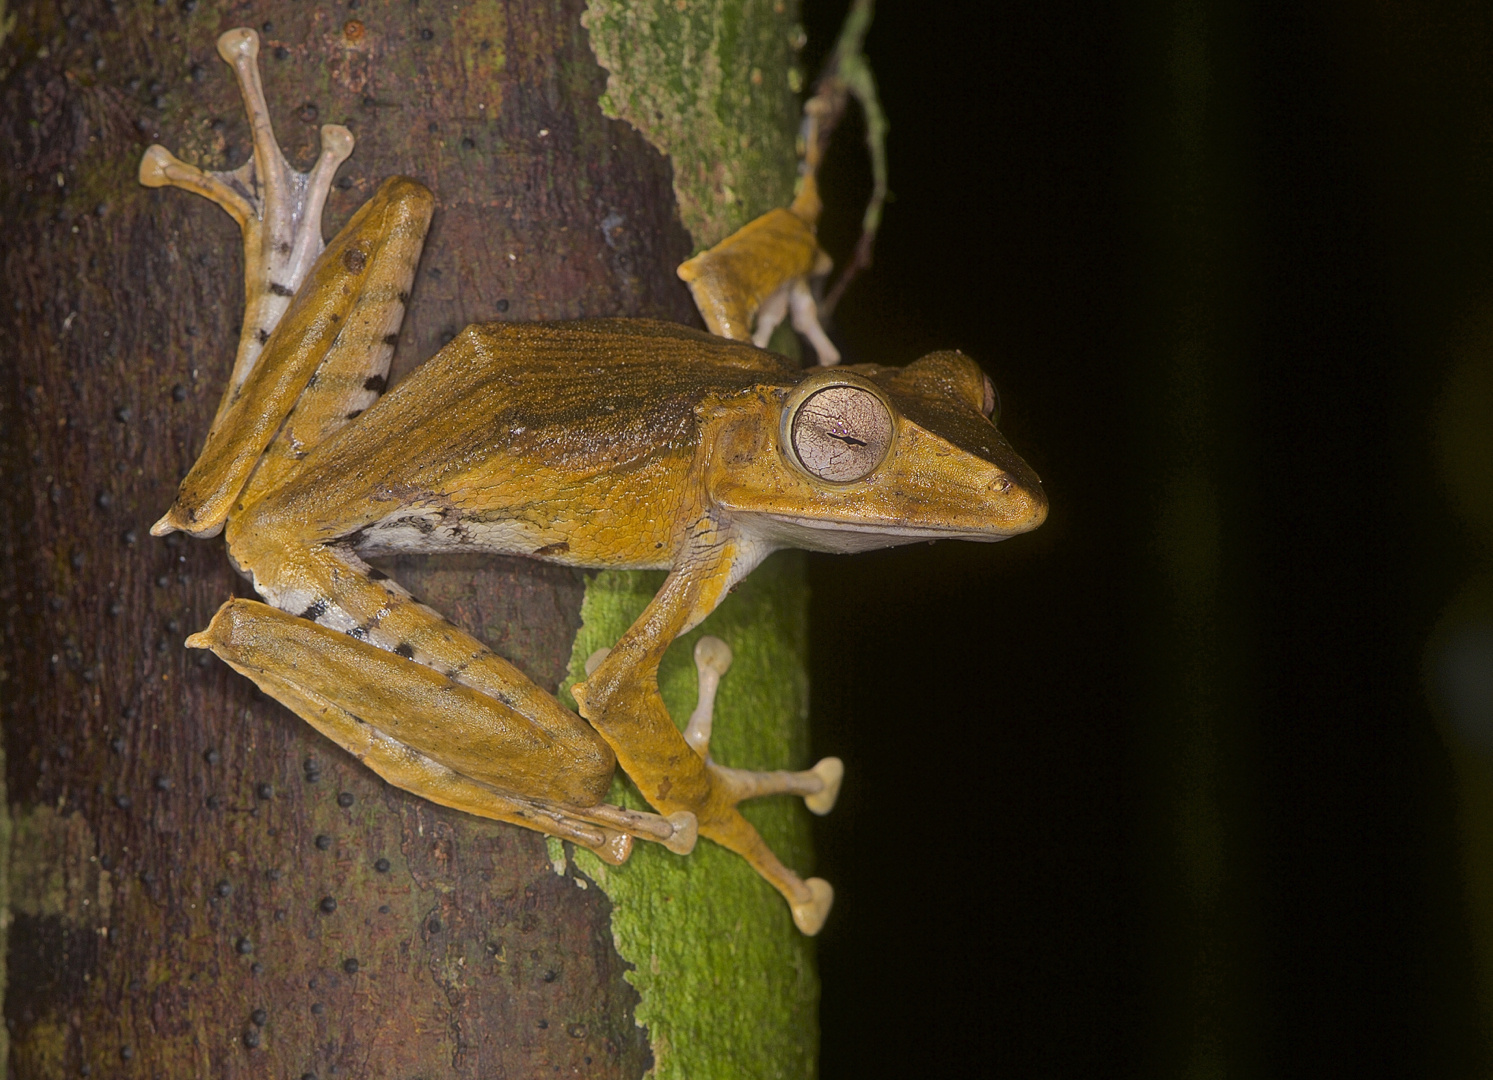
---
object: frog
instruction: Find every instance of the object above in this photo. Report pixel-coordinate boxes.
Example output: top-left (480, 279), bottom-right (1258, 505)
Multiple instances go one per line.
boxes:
top-left (138, 28), bottom-right (1047, 936)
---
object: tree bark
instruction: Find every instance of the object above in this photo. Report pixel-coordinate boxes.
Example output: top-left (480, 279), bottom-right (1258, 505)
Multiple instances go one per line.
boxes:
top-left (0, 1), bottom-right (814, 1076)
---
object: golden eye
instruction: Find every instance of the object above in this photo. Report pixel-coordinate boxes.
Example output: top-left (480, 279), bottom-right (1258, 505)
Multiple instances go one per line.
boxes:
top-left (789, 385), bottom-right (894, 482)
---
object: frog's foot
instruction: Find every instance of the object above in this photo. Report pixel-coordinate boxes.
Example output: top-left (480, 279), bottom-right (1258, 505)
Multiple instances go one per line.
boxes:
top-left (678, 635), bottom-right (844, 816)
top-left (677, 209), bottom-right (840, 366)
top-left (580, 804), bottom-right (698, 855)
top-left (139, 27), bottom-right (353, 399)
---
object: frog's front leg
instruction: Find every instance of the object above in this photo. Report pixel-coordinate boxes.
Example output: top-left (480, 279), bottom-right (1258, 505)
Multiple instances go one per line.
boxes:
top-left (589, 635), bottom-right (844, 812)
top-left (676, 104), bottom-right (840, 365)
top-left (572, 549), bottom-right (835, 935)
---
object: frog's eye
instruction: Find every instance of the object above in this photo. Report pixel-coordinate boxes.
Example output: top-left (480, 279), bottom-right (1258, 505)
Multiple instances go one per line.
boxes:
top-left (982, 374), bottom-right (1000, 421)
top-left (788, 385), bottom-right (894, 483)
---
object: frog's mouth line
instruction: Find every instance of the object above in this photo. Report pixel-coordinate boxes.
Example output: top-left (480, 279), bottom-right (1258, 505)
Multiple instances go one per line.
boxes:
top-left (756, 513), bottom-right (1031, 543)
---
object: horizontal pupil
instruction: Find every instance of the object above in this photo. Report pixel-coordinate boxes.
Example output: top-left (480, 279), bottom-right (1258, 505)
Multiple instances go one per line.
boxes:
top-left (791, 385), bottom-right (891, 481)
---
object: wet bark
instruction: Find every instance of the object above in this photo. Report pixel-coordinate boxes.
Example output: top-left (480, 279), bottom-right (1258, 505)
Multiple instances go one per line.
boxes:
top-left (0, 1), bottom-right (725, 1075)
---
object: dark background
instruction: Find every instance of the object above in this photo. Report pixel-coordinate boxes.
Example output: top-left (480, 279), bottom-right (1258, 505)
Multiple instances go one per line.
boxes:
top-left (801, 1), bottom-right (1493, 1075)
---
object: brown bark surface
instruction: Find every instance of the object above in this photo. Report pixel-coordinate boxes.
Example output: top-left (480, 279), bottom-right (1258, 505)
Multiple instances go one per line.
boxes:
top-left (0, 0), bottom-right (702, 1075)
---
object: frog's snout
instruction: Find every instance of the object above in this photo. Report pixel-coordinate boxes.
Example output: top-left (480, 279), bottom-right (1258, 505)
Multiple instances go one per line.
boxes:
top-left (1022, 479), bottom-right (1050, 530)
top-left (992, 466), bottom-right (1048, 534)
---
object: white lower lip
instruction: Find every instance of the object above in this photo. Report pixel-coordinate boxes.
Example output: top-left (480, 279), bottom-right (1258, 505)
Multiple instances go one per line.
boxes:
top-left (763, 514), bottom-right (1009, 541)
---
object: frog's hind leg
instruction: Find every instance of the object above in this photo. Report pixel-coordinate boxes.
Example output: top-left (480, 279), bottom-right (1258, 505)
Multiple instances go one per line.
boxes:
top-left (235, 180), bottom-right (432, 511)
top-left (191, 599), bottom-right (697, 864)
top-left (144, 25), bottom-right (433, 540)
top-left (219, 517), bottom-right (698, 858)
top-left (151, 174), bottom-right (433, 538)
top-left (140, 28), bottom-right (353, 416)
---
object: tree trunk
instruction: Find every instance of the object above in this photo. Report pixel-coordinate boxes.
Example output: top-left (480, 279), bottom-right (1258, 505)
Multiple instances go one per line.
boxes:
top-left (0, 1), bottom-right (817, 1076)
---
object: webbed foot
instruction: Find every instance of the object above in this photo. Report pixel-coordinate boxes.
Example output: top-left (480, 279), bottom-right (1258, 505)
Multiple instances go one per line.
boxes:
top-left (683, 635), bottom-right (845, 817)
top-left (139, 28), bottom-right (354, 402)
top-left (676, 210), bottom-right (840, 366)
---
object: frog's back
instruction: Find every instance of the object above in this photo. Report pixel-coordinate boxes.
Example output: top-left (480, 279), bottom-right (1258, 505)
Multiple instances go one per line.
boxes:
top-left (262, 319), bottom-right (798, 555)
top-left (367, 318), bottom-right (795, 469)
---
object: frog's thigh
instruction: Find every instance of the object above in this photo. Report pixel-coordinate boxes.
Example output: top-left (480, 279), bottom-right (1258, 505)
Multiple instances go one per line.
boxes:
top-left (234, 536), bottom-right (617, 767)
top-left (197, 598), bottom-right (612, 802)
top-left (255, 669), bottom-right (634, 862)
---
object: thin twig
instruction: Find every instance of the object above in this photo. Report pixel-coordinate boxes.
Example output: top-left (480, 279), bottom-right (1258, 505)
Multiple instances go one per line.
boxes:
top-left (804, 0), bottom-right (887, 317)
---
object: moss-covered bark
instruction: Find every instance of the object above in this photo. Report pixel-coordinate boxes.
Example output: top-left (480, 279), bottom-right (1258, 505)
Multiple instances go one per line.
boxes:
top-left (556, 560), bottom-right (816, 1080)
top-left (0, 0), bottom-right (812, 1076)
top-left (583, 0), bottom-right (801, 250)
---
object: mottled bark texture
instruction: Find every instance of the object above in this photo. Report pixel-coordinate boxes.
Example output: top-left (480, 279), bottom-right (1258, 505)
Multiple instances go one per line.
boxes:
top-left (0, 1), bottom-right (775, 1076)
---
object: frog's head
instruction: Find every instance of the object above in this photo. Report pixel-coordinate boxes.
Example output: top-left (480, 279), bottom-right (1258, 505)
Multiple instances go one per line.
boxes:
top-left (706, 351), bottom-right (1047, 554)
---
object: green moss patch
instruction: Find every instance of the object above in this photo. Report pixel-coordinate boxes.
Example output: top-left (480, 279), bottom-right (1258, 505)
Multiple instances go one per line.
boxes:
top-left (581, 0), bottom-right (801, 248)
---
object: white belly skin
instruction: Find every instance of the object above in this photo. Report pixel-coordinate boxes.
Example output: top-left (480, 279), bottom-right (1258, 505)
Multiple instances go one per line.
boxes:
top-left (347, 504), bottom-right (676, 570)
top-left (351, 507), bottom-right (544, 558)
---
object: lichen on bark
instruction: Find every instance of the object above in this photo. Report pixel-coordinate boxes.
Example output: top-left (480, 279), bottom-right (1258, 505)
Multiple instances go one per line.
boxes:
top-left (582, 0), bottom-right (804, 249)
